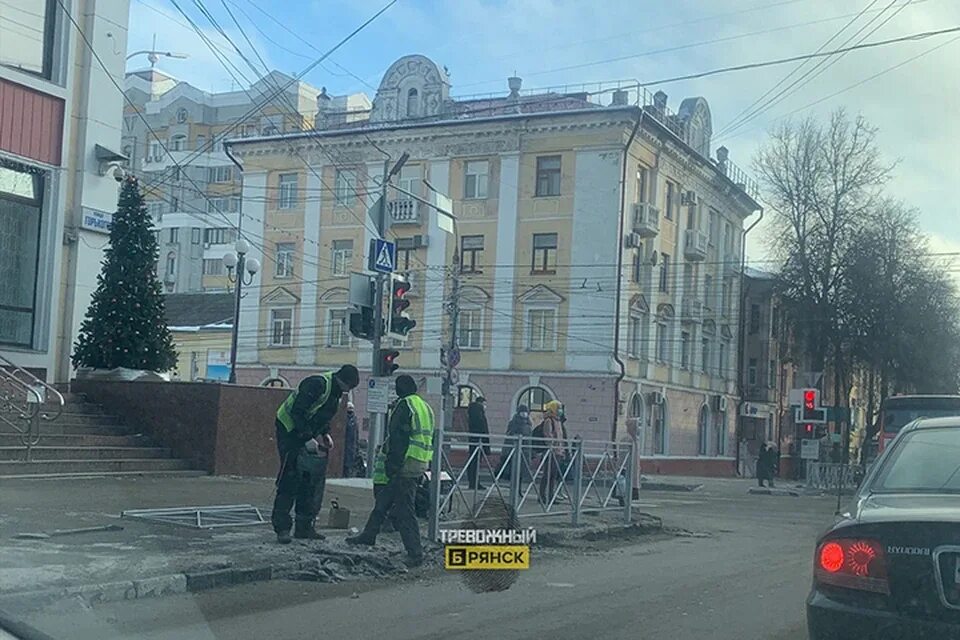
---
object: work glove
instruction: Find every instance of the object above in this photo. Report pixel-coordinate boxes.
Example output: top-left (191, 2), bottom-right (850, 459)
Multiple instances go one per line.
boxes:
top-left (304, 438), bottom-right (320, 454)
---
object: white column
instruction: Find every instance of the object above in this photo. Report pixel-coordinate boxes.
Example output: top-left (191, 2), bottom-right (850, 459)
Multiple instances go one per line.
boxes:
top-left (566, 148), bottom-right (621, 372)
top-left (490, 152), bottom-right (519, 370)
top-left (297, 167), bottom-right (323, 365)
top-left (238, 171), bottom-right (266, 364)
top-left (420, 159), bottom-right (450, 370)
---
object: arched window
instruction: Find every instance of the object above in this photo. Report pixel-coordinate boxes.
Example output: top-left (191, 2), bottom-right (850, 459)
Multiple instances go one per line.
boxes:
top-left (716, 410), bottom-right (727, 455)
top-left (517, 386), bottom-right (552, 413)
top-left (627, 393), bottom-right (644, 442)
top-left (698, 405), bottom-right (711, 455)
top-left (456, 385), bottom-right (480, 408)
top-left (651, 396), bottom-right (667, 455)
top-left (406, 88), bottom-right (419, 117)
top-left (165, 251), bottom-right (177, 276)
top-left (170, 134), bottom-right (186, 151)
top-left (655, 304), bottom-right (674, 364)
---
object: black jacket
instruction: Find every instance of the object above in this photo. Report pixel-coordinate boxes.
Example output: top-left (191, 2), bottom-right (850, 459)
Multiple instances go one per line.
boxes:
top-left (276, 375), bottom-right (342, 451)
top-left (385, 393), bottom-right (414, 478)
top-left (467, 402), bottom-right (489, 435)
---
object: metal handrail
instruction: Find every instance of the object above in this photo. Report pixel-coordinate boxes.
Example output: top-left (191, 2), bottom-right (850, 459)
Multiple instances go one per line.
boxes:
top-left (0, 354), bottom-right (65, 460)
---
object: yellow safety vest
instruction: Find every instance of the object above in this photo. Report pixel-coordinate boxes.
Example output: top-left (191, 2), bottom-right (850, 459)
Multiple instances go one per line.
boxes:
top-left (276, 372), bottom-right (333, 433)
top-left (373, 444), bottom-right (388, 485)
top-left (404, 394), bottom-right (435, 464)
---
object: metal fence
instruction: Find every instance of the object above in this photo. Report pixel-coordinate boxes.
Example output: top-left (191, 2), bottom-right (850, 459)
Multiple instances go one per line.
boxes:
top-left (806, 462), bottom-right (862, 491)
top-left (427, 431), bottom-right (634, 538)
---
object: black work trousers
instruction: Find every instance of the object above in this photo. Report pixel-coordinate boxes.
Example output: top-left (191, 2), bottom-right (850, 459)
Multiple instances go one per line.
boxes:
top-left (360, 476), bottom-right (422, 559)
top-left (466, 435), bottom-right (490, 489)
top-left (271, 428), bottom-right (328, 534)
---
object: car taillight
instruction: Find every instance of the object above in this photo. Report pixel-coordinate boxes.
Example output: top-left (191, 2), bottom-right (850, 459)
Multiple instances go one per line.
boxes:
top-left (815, 538), bottom-right (890, 594)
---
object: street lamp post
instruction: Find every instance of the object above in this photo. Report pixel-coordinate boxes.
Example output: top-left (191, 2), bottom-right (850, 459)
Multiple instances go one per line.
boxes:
top-left (223, 239), bottom-right (260, 384)
top-left (126, 50), bottom-right (189, 66)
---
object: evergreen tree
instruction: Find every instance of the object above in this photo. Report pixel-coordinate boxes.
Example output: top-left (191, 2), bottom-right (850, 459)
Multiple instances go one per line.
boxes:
top-left (72, 175), bottom-right (177, 372)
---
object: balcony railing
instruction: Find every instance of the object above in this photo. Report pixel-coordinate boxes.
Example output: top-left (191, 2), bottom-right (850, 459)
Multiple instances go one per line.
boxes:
top-left (681, 297), bottom-right (703, 323)
top-left (632, 202), bottom-right (660, 237)
top-left (388, 199), bottom-right (421, 225)
top-left (683, 229), bottom-right (708, 261)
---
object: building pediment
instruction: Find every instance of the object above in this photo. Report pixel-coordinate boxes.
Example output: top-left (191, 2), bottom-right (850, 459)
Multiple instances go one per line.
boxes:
top-left (518, 284), bottom-right (564, 306)
top-left (262, 286), bottom-right (300, 306)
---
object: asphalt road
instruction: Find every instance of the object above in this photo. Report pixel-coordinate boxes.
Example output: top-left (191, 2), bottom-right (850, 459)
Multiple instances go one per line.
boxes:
top-left (20, 480), bottom-right (840, 640)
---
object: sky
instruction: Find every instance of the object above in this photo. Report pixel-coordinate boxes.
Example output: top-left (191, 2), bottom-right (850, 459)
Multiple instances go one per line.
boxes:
top-left (127, 0), bottom-right (960, 270)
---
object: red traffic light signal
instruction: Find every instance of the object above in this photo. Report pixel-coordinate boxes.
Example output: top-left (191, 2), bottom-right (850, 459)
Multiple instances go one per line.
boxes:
top-left (801, 388), bottom-right (824, 422)
top-left (804, 423), bottom-right (815, 437)
top-left (804, 389), bottom-right (817, 411)
top-left (377, 348), bottom-right (400, 377)
top-left (387, 274), bottom-right (416, 340)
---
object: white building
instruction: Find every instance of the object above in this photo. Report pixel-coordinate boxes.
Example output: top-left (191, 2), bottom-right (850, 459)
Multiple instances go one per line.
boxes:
top-left (0, 0), bottom-right (130, 382)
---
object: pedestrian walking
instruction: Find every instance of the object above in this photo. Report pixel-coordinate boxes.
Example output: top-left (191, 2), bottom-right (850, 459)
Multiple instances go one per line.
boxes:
top-left (271, 365), bottom-right (360, 544)
top-left (757, 442), bottom-right (778, 488)
top-left (498, 404), bottom-right (532, 480)
top-left (535, 401), bottom-right (564, 505)
top-left (342, 402), bottom-right (358, 478)
top-left (346, 375), bottom-right (435, 567)
top-left (466, 396), bottom-right (490, 489)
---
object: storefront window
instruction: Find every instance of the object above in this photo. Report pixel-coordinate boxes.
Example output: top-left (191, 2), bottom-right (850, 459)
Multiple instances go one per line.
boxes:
top-left (0, 0), bottom-right (57, 78)
top-left (0, 164), bottom-right (42, 347)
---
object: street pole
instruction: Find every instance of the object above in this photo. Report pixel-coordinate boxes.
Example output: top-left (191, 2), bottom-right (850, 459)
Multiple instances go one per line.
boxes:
top-left (366, 159), bottom-right (390, 478)
top-left (227, 251), bottom-right (244, 384)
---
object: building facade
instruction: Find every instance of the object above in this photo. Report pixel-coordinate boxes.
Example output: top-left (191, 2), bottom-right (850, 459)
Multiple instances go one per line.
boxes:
top-left (0, 0), bottom-right (130, 382)
top-left (228, 55), bottom-right (760, 475)
top-left (123, 70), bottom-right (367, 294)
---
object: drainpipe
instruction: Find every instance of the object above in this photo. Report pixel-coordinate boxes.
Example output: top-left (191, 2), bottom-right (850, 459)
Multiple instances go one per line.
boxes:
top-left (612, 106), bottom-right (644, 441)
top-left (735, 205), bottom-right (764, 475)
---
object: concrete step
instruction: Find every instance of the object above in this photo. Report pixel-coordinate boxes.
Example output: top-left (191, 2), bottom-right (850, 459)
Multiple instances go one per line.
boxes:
top-left (0, 446), bottom-right (172, 461)
top-left (0, 458), bottom-right (195, 476)
top-left (0, 423), bottom-right (133, 436)
top-left (0, 470), bottom-right (207, 480)
top-left (0, 433), bottom-right (151, 447)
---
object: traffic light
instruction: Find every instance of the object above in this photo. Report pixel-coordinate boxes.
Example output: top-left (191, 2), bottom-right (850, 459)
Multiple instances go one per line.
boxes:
top-left (387, 274), bottom-right (416, 341)
top-left (348, 273), bottom-right (377, 341)
top-left (801, 388), bottom-right (826, 422)
top-left (802, 423), bottom-right (815, 438)
top-left (377, 348), bottom-right (400, 377)
top-left (348, 306), bottom-right (375, 341)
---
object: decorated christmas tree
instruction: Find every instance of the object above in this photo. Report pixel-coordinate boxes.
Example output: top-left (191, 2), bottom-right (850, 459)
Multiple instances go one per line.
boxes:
top-left (72, 176), bottom-right (178, 372)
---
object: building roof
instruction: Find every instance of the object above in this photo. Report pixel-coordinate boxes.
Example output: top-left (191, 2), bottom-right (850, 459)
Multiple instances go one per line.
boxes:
top-left (744, 266), bottom-right (778, 280)
top-left (164, 293), bottom-right (234, 331)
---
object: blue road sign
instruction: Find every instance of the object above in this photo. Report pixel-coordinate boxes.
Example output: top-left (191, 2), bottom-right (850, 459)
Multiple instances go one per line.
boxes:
top-left (371, 238), bottom-right (396, 274)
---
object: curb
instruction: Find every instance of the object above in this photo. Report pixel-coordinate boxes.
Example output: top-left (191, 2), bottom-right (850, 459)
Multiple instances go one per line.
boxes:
top-left (748, 487), bottom-right (801, 497)
top-left (640, 482), bottom-right (704, 492)
top-left (0, 561), bottom-right (306, 614)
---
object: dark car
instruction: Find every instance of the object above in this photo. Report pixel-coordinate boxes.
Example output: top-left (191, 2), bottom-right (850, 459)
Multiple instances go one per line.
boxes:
top-left (807, 417), bottom-right (960, 639)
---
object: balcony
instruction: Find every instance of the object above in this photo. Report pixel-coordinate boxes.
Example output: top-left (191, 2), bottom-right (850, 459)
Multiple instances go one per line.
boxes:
top-left (388, 199), bottom-right (421, 225)
top-left (683, 229), bottom-right (708, 261)
top-left (632, 202), bottom-right (660, 237)
top-left (681, 297), bottom-right (703, 323)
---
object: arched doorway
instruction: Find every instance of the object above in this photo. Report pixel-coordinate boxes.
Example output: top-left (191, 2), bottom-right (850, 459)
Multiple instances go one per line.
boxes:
top-left (453, 384), bottom-right (482, 431)
top-left (650, 395), bottom-right (667, 455)
top-left (698, 404), bottom-right (711, 455)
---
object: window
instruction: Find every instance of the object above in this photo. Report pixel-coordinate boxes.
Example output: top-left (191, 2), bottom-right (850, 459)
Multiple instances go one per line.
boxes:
top-left (397, 165), bottom-right (420, 199)
top-left (721, 280), bottom-right (729, 316)
top-left (628, 315), bottom-right (643, 358)
top-left (176, 108), bottom-right (188, 124)
top-left (0, 165), bottom-right (43, 347)
top-left (771, 305), bottom-right (780, 336)
top-left (171, 196), bottom-right (179, 211)
top-left (631, 245), bottom-right (644, 283)
top-left (719, 341), bottom-right (728, 379)
top-left (242, 124), bottom-right (258, 138)
top-left (656, 322), bottom-right (670, 363)
top-left (278, 173), bottom-right (298, 209)
top-left (207, 198), bottom-right (238, 214)
top-left (457, 385), bottom-right (481, 408)
top-left (725, 277), bottom-right (733, 315)
top-left (651, 402), bottom-right (666, 455)
top-left (698, 406), bottom-right (710, 455)
top-left (716, 411), bottom-right (727, 456)
top-left (208, 166), bottom-right (233, 183)
top-left (396, 247), bottom-right (413, 271)
top-left (334, 169), bottom-right (357, 207)
top-left (460, 235), bottom-right (484, 273)
top-left (406, 88), bottom-right (419, 117)
top-left (681, 331), bottom-right (691, 369)
top-left (665, 181), bottom-right (676, 220)
top-left (535, 155), bottom-right (561, 197)
top-left (527, 308), bottom-right (556, 351)
top-left (149, 141), bottom-right (161, 162)
top-left (748, 358), bottom-right (758, 385)
top-left (701, 337), bottom-right (711, 373)
top-left (518, 386), bottom-right (552, 413)
top-left (203, 228), bottom-right (235, 245)
top-left (531, 233), bottom-right (558, 274)
top-left (170, 135), bottom-right (186, 151)
top-left (464, 160), bottom-right (489, 199)
top-left (658, 253), bottom-right (670, 292)
top-left (165, 252), bottom-right (177, 276)
top-left (1, 0), bottom-right (56, 77)
top-left (196, 135), bottom-right (206, 150)
top-left (269, 309), bottom-right (293, 346)
top-left (148, 201), bottom-right (165, 218)
top-left (275, 243), bottom-right (295, 278)
top-left (327, 309), bottom-right (350, 348)
top-left (331, 239), bottom-right (353, 276)
top-left (168, 228), bottom-right (179, 243)
top-left (768, 359), bottom-right (777, 388)
top-left (704, 274), bottom-right (712, 308)
top-left (191, 228), bottom-right (201, 244)
top-left (749, 304), bottom-right (761, 334)
top-left (202, 259), bottom-right (224, 276)
top-left (709, 208), bottom-right (719, 245)
top-left (636, 166), bottom-right (649, 203)
top-left (458, 308), bottom-right (482, 350)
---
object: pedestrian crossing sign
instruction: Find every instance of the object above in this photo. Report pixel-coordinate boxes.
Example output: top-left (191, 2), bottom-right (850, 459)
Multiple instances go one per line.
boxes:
top-left (369, 238), bottom-right (396, 274)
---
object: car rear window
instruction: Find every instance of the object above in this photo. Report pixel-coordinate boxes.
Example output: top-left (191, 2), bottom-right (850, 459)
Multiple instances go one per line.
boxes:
top-left (873, 428), bottom-right (960, 492)
top-left (883, 408), bottom-right (960, 433)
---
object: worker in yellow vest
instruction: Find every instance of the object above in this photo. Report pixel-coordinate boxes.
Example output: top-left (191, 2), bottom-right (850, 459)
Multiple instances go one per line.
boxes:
top-left (347, 374), bottom-right (434, 566)
top-left (271, 364), bottom-right (359, 544)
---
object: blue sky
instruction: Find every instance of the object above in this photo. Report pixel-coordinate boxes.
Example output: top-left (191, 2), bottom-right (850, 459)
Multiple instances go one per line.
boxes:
top-left (128, 0), bottom-right (960, 264)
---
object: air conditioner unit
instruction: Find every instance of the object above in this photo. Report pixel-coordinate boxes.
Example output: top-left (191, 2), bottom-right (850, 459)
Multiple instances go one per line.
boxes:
top-left (624, 232), bottom-right (642, 249)
top-left (681, 190), bottom-right (699, 206)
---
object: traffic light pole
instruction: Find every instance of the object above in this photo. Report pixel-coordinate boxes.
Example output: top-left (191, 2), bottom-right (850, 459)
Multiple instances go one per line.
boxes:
top-left (366, 159), bottom-right (390, 479)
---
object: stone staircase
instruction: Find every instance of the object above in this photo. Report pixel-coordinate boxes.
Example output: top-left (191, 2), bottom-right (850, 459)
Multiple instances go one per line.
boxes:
top-left (0, 392), bottom-right (202, 478)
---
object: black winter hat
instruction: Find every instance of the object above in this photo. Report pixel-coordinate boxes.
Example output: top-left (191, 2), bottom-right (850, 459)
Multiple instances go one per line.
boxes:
top-left (396, 374), bottom-right (417, 397)
top-left (336, 364), bottom-right (360, 389)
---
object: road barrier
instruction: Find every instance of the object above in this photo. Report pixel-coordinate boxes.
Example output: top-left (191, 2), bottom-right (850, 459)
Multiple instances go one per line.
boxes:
top-left (806, 462), bottom-right (862, 491)
top-left (427, 430), bottom-right (634, 539)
